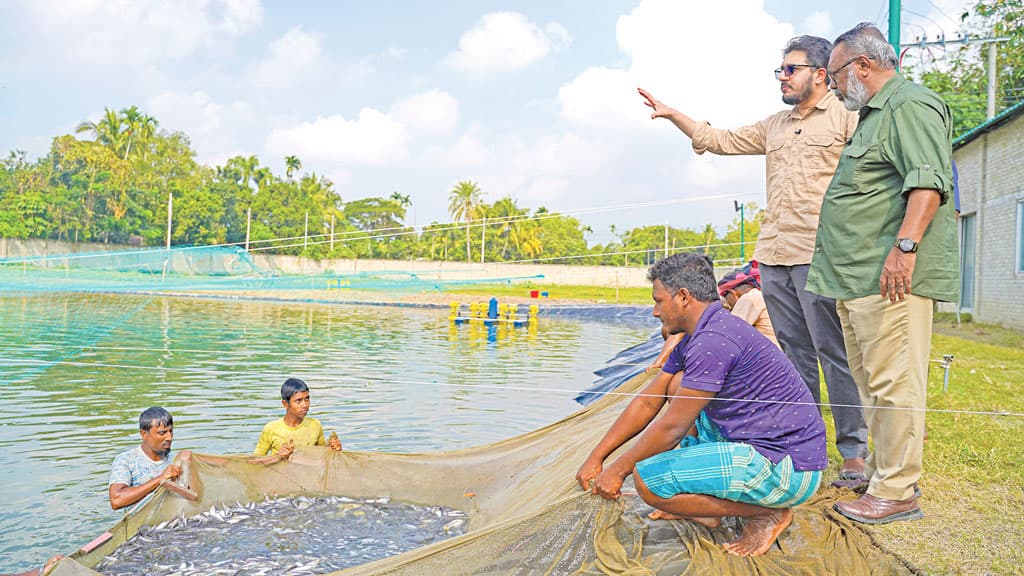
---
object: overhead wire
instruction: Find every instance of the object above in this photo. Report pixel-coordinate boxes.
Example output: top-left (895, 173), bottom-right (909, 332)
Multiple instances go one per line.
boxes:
top-left (3, 191), bottom-right (760, 265)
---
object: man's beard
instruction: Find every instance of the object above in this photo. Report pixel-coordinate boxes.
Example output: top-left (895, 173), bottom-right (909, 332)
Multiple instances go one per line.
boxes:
top-left (841, 68), bottom-right (870, 111)
top-left (782, 81), bottom-right (812, 105)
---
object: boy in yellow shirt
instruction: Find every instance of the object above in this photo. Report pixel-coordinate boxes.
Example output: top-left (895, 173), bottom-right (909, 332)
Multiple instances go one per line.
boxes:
top-left (254, 378), bottom-right (342, 458)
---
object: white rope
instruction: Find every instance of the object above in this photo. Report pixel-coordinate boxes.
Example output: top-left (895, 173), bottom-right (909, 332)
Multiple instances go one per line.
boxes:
top-left (4, 357), bottom-right (1022, 419)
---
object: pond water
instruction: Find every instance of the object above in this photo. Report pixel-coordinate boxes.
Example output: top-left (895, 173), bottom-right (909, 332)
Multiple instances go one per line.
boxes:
top-left (0, 293), bottom-right (654, 572)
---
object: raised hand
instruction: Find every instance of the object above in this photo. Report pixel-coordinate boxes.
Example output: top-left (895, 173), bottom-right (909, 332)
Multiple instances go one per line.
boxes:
top-left (638, 87), bottom-right (677, 120)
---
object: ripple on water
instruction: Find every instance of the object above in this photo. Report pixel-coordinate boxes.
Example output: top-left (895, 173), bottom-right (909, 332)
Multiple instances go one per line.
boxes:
top-left (0, 293), bottom-right (654, 572)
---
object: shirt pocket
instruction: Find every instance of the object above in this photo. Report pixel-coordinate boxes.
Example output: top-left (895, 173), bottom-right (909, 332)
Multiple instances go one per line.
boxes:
top-left (803, 135), bottom-right (841, 173)
top-left (832, 143), bottom-right (870, 196)
top-left (765, 138), bottom-right (786, 175)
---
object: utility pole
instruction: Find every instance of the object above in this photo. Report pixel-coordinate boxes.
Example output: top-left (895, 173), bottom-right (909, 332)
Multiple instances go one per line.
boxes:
top-left (165, 192), bottom-right (173, 249)
top-left (734, 201), bottom-right (745, 262)
top-left (901, 35), bottom-right (1011, 120)
top-left (889, 0), bottom-right (901, 66)
top-left (245, 207), bottom-right (251, 251)
top-left (988, 42), bottom-right (998, 119)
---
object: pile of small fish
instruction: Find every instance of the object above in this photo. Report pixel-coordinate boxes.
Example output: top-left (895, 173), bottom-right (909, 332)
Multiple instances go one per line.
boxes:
top-left (95, 495), bottom-right (467, 576)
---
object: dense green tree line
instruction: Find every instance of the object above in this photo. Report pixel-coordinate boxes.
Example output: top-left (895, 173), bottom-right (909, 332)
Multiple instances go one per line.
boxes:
top-left (1, 106), bottom-right (761, 266)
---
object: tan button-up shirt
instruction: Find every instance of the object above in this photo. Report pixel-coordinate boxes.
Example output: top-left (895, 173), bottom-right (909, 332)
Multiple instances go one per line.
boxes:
top-left (691, 91), bottom-right (857, 266)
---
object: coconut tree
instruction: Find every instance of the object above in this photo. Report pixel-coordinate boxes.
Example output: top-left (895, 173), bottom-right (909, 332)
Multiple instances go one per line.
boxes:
top-left (285, 155), bottom-right (302, 180)
top-left (253, 167), bottom-right (274, 191)
top-left (121, 106), bottom-right (159, 160)
top-left (389, 191), bottom-right (411, 208)
top-left (448, 180), bottom-right (483, 262)
top-left (75, 108), bottom-right (127, 154)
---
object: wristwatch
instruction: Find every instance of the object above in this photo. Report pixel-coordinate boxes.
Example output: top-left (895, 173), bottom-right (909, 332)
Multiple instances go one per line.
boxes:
top-left (895, 237), bottom-right (919, 253)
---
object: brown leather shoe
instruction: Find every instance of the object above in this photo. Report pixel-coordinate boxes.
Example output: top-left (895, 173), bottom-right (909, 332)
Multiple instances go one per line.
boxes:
top-left (834, 493), bottom-right (924, 524)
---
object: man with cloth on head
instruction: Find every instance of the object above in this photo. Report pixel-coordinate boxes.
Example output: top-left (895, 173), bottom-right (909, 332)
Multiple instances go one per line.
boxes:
top-left (808, 22), bottom-right (959, 524)
top-left (717, 264), bottom-right (778, 347)
top-left (638, 35), bottom-right (869, 481)
top-left (577, 252), bottom-right (827, 557)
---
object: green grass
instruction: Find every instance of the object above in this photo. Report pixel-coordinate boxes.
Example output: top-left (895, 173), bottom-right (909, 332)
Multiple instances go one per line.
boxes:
top-left (820, 321), bottom-right (1024, 575)
top-left (454, 284), bottom-right (1024, 573)
top-left (446, 281), bottom-right (653, 304)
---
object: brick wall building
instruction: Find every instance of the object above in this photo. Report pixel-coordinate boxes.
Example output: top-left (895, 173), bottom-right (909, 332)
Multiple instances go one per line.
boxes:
top-left (952, 100), bottom-right (1024, 330)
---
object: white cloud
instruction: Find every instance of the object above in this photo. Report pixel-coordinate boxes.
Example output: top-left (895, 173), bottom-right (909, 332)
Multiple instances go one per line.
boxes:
top-left (391, 90), bottom-right (459, 133)
top-left (902, 0), bottom-right (970, 42)
top-left (446, 12), bottom-right (571, 72)
top-left (463, 132), bottom-right (616, 208)
top-left (559, 0), bottom-right (793, 131)
top-left (433, 132), bottom-right (491, 167)
top-left (146, 90), bottom-right (255, 163)
top-left (220, 0), bottom-right (263, 35)
top-left (264, 109), bottom-right (409, 165)
top-left (801, 11), bottom-right (833, 37)
top-left (558, 67), bottom-right (641, 131)
top-left (23, 0), bottom-right (263, 66)
top-left (249, 26), bottom-right (325, 88)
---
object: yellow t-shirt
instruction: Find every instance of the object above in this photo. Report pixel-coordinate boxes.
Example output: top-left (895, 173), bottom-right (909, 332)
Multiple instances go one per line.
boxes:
top-left (254, 417), bottom-right (326, 455)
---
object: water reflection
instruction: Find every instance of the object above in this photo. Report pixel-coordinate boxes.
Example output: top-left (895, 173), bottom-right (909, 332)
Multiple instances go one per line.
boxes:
top-left (0, 293), bottom-right (652, 571)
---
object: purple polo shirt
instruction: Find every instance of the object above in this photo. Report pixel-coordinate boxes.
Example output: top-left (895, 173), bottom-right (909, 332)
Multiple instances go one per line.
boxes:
top-left (662, 301), bottom-right (827, 471)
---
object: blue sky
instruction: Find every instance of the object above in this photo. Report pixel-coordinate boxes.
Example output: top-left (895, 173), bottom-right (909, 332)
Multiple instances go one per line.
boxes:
top-left (0, 0), bottom-right (973, 245)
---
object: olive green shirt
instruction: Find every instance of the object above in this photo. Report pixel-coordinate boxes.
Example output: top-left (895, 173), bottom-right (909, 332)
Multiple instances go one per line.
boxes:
top-left (806, 74), bottom-right (959, 302)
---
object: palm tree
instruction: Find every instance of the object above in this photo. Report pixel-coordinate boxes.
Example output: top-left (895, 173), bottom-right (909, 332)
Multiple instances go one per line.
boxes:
top-left (448, 180), bottom-right (483, 262)
top-left (285, 155), bottom-right (302, 180)
top-left (230, 155), bottom-right (260, 191)
top-left (253, 167), bottom-right (274, 192)
top-left (489, 196), bottom-right (522, 259)
top-left (121, 106), bottom-right (159, 160)
top-left (390, 191), bottom-right (411, 208)
top-left (75, 108), bottom-right (127, 154)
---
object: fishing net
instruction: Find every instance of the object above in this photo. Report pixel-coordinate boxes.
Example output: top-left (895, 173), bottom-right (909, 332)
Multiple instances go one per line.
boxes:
top-left (0, 246), bottom-right (542, 294)
top-left (50, 370), bottom-right (917, 576)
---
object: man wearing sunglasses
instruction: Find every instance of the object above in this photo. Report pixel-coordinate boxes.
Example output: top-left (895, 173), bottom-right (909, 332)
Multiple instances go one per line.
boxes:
top-left (638, 36), bottom-right (868, 482)
top-left (807, 23), bottom-right (958, 525)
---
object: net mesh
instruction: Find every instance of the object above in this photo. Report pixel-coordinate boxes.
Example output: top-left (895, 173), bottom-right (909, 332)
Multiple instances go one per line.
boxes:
top-left (51, 371), bottom-right (917, 576)
top-left (0, 246), bottom-right (540, 294)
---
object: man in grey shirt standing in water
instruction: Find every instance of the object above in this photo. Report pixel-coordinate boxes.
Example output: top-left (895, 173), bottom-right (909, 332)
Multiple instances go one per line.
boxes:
top-left (638, 35), bottom-right (869, 479)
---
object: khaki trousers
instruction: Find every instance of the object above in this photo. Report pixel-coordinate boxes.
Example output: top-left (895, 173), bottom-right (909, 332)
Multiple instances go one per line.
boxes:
top-left (836, 294), bottom-right (932, 501)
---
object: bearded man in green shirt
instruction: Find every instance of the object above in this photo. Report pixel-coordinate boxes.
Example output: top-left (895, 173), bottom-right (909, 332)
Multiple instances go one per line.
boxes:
top-left (806, 23), bottom-right (959, 524)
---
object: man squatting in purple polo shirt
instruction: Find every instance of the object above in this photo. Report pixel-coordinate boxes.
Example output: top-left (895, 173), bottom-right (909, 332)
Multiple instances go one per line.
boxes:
top-left (576, 252), bottom-right (827, 557)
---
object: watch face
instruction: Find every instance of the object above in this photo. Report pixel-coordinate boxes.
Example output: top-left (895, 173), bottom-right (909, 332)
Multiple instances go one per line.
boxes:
top-left (898, 238), bottom-right (916, 252)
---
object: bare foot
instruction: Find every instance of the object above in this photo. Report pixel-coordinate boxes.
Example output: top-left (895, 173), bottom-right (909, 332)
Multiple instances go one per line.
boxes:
top-left (648, 509), bottom-right (684, 521)
top-left (687, 516), bottom-right (722, 529)
top-left (722, 508), bottom-right (793, 557)
top-left (647, 509), bottom-right (722, 528)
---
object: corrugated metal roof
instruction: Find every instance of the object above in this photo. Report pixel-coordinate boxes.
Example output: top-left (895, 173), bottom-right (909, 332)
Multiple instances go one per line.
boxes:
top-left (953, 99), bottom-right (1024, 150)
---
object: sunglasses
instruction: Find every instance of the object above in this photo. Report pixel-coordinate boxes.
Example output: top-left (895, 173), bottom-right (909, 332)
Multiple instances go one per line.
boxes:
top-left (774, 64), bottom-right (816, 80)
